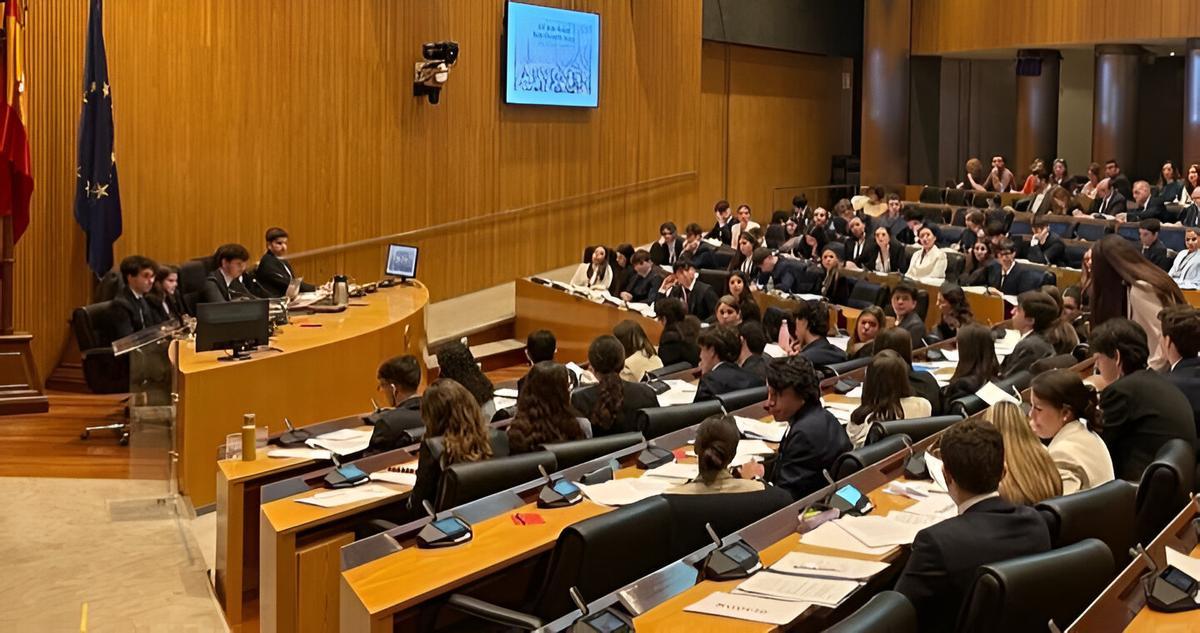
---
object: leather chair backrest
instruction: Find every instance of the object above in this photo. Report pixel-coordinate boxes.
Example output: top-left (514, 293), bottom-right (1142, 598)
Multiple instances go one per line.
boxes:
top-left (955, 539), bottom-right (1113, 633)
top-left (71, 302), bottom-right (115, 352)
top-left (1115, 224), bottom-right (1140, 242)
top-left (94, 269), bottom-right (124, 302)
top-left (936, 225), bottom-right (965, 248)
top-left (436, 451), bottom-right (556, 511)
top-left (1073, 221), bottom-right (1108, 242)
top-left (973, 193), bottom-right (996, 208)
top-left (944, 250), bottom-right (965, 279)
top-left (824, 356), bottom-right (872, 377)
top-left (1030, 353), bottom-right (1078, 375)
top-left (540, 432), bottom-right (643, 470)
top-left (1009, 218), bottom-right (1032, 236)
top-left (533, 496), bottom-right (674, 620)
top-left (178, 257), bottom-right (210, 296)
top-left (847, 280), bottom-right (888, 310)
top-left (915, 288), bottom-right (929, 321)
top-left (1160, 227), bottom-right (1187, 252)
top-left (946, 370), bottom-right (1032, 417)
top-left (832, 434), bottom-right (911, 480)
top-left (825, 591), bottom-right (917, 633)
top-left (1047, 218), bottom-right (1076, 238)
top-left (716, 386), bottom-right (768, 412)
top-left (636, 400), bottom-right (724, 439)
top-left (662, 486), bottom-right (794, 558)
top-left (1136, 438), bottom-right (1196, 545)
top-left (1036, 479), bottom-right (1136, 569)
top-left (919, 186), bottom-right (946, 204)
top-left (946, 189), bottom-right (970, 207)
top-left (649, 362), bottom-right (694, 378)
top-left (698, 269), bottom-right (730, 293)
top-left (1064, 243), bottom-right (1088, 268)
top-left (866, 415), bottom-right (963, 446)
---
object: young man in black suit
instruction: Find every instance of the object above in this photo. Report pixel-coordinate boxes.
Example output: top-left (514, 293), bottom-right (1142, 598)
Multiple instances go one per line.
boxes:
top-left (737, 321), bottom-right (769, 379)
top-left (1137, 219), bottom-right (1172, 272)
top-left (705, 200), bottom-right (735, 246)
top-left (200, 243), bottom-right (257, 303)
top-left (999, 291), bottom-right (1058, 378)
top-left (890, 282), bottom-right (927, 347)
top-left (648, 222), bottom-right (684, 266)
top-left (1093, 177), bottom-right (1127, 217)
top-left (985, 239), bottom-right (1025, 297)
top-left (1092, 318), bottom-right (1197, 481)
top-left (734, 355), bottom-right (850, 499)
top-left (792, 299), bottom-right (847, 368)
top-left (109, 255), bottom-right (161, 340)
top-left (1025, 167), bottom-right (1053, 215)
top-left (753, 248), bottom-right (822, 295)
top-left (1161, 306), bottom-right (1200, 438)
top-left (517, 329), bottom-right (577, 392)
top-left (1105, 159), bottom-right (1133, 201)
top-left (1024, 216), bottom-right (1065, 266)
top-left (895, 418), bottom-right (1052, 633)
top-left (256, 227), bottom-right (317, 298)
top-left (618, 250), bottom-right (663, 304)
top-left (657, 259), bottom-right (718, 320)
top-left (693, 326), bottom-right (764, 402)
top-left (367, 355), bottom-right (425, 454)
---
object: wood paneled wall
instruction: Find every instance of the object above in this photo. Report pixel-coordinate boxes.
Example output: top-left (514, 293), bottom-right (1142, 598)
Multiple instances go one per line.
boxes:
top-left (913, 0), bottom-right (1200, 55)
top-left (23, 2), bottom-right (851, 379)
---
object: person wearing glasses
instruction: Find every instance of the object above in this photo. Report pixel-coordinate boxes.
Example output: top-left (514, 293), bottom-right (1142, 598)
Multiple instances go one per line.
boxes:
top-left (649, 221), bottom-right (684, 266)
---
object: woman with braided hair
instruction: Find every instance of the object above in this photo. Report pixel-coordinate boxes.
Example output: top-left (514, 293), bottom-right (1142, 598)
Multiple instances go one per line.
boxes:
top-left (571, 335), bottom-right (658, 436)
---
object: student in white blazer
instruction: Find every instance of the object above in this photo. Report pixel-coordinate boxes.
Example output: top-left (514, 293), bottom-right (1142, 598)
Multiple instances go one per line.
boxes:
top-left (1168, 228), bottom-right (1200, 290)
top-left (1028, 369), bottom-right (1115, 494)
top-left (570, 245), bottom-right (614, 291)
top-left (904, 226), bottom-right (947, 282)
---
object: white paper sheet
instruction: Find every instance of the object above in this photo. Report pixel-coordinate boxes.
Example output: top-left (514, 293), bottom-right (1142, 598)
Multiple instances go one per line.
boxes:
top-left (683, 591), bottom-right (812, 625)
top-left (657, 388), bottom-right (698, 407)
top-left (642, 462), bottom-right (700, 481)
top-left (764, 343), bottom-right (788, 358)
top-left (975, 381), bottom-right (1021, 406)
top-left (266, 447), bottom-right (332, 461)
top-left (294, 483), bottom-right (401, 508)
top-left (735, 416), bottom-right (788, 442)
top-left (576, 477), bottom-right (677, 506)
top-left (305, 428), bottom-right (372, 456)
top-left (940, 348), bottom-right (960, 361)
top-left (835, 515), bottom-right (925, 548)
top-left (494, 387), bottom-right (519, 399)
top-left (734, 572), bottom-right (860, 607)
top-left (902, 494), bottom-right (957, 517)
top-left (827, 336), bottom-right (850, 352)
top-left (369, 470), bottom-right (417, 487)
top-left (662, 379), bottom-right (697, 393)
top-left (799, 520), bottom-right (896, 556)
top-left (925, 452), bottom-right (949, 492)
top-left (769, 552), bottom-right (890, 581)
top-left (494, 396), bottom-right (518, 410)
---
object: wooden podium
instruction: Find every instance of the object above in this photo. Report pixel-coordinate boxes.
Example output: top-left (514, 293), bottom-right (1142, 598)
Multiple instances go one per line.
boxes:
top-left (0, 333), bottom-right (47, 415)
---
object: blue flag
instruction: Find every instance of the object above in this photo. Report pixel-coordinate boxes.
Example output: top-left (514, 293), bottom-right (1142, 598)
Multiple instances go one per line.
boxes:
top-left (73, 0), bottom-right (121, 277)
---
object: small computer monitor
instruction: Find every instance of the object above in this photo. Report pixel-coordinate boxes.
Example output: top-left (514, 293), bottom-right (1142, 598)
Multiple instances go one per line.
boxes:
top-left (385, 244), bottom-right (419, 279)
top-left (195, 299), bottom-right (271, 358)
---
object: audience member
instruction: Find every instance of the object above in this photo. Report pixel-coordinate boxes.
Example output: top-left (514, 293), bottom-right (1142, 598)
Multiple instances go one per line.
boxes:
top-left (1105, 159), bottom-right (1133, 200)
top-left (1091, 318), bottom-right (1196, 480)
top-left (1039, 285), bottom-right (1081, 355)
top-left (1078, 162), bottom-right (1102, 198)
top-left (405, 379), bottom-right (499, 516)
top-left (110, 255), bottom-right (159, 339)
top-left (1018, 159), bottom-right (1045, 196)
top-left (890, 282), bottom-right (927, 347)
top-left (706, 199), bottom-right (735, 246)
top-left (848, 305), bottom-right (885, 359)
top-left (723, 271), bottom-right (758, 317)
top-left (507, 362), bottom-right (589, 454)
top-left (874, 326), bottom-right (942, 414)
top-left (984, 154), bottom-right (1015, 192)
top-left (738, 321), bottom-right (769, 379)
top-left (1090, 235), bottom-right (1185, 371)
top-left (864, 225), bottom-right (904, 274)
top-left (735, 356), bottom-right (850, 500)
top-left (256, 227), bottom-right (315, 298)
top-left (905, 226), bottom-right (947, 282)
top-left (1050, 158), bottom-right (1070, 188)
top-left (999, 291), bottom-right (1058, 378)
top-left (753, 248), bottom-right (820, 295)
top-left (1092, 177), bottom-right (1126, 217)
top-left (933, 283), bottom-right (973, 341)
top-left (146, 264), bottom-right (184, 324)
top-left (961, 157), bottom-right (987, 191)
top-left (200, 243), bottom-right (254, 303)
top-left (1184, 163), bottom-right (1200, 203)
top-left (667, 415), bottom-right (767, 495)
top-left (791, 299), bottom-right (847, 367)
top-left (654, 297), bottom-right (701, 367)
top-left (988, 401), bottom-right (1062, 505)
top-left (367, 355), bottom-right (425, 453)
top-left (436, 341), bottom-right (498, 421)
top-left (859, 186), bottom-right (887, 218)
top-left (569, 245), bottom-right (613, 290)
top-left (894, 208), bottom-right (924, 246)
top-left (572, 335), bottom-right (658, 436)
top-left (713, 295), bottom-right (744, 327)
top-left (607, 243), bottom-right (635, 296)
top-left (1122, 180), bottom-right (1168, 224)
top-left (1029, 369), bottom-right (1115, 494)
top-left (1136, 219), bottom-right (1171, 271)
top-left (613, 319), bottom-right (663, 381)
top-left (958, 210), bottom-right (985, 252)
top-left (1160, 306), bottom-right (1200, 437)
top-left (618, 250), bottom-right (663, 303)
top-left (1024, 216), bottom-right (1065, 266)
top-left (959, 240), bottom-right (994, 287)
top-left (1159, 160), bottom-right (1186, 205)
top-left (818, 248), bottom-right (851, 305)
top-left (694, 326), bottom-right (764, 402)
top-left (1048, 185), bottom-right (1074, 214)
top-left (894, 418), bottom-right (1051, 633)
top-left (847, 350), bottom-right (932, 447)
top-left (649, 221), bottom-right (683, 266)
top-left (877, 193), bottom-right (906, 235)
top-left (519, 329), bottom-right (576, 392)
top-left (799, 207), bottom-right (837, 260)
top-left (843, 216), bottom-right (871, 266)
top-left (1062, 285), bottom-right (1089, 343)
top-left (942, 323), bottom-right (1000, 405)
top-left (680, 222), bottom-right (714, 268)
top-left (657, 259), bottom-right (718, 320)
top-left (1168, 228), bottom-right (1200, 290)
top-left (789, 194), bottom-right (810, 225)
top-left (730, 203), bottom-right (760, 247)
top-left (830, 198), bottom-right (857, 238)
top-left (984, 239), bottom-right (1024, 297)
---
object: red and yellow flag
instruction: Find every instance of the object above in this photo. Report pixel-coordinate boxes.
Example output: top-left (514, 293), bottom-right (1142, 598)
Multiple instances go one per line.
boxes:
top-left (0, 0), bottom-right (31, 241)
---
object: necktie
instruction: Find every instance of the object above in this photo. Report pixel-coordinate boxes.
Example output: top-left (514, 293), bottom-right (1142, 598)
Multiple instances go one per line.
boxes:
top-left (682, 286), bottom-right (689, 307)
top-left (1000, 270), bottom-right (1007, 290)
top-left (668, 244), bottom-right (676, 265)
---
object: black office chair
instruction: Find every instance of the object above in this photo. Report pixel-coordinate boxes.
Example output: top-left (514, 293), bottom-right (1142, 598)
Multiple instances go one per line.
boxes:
top-left (539, 433), bottom-right (643, 470)
top-left (865, 415), bottom-right (963, 445)
top-left (435, 451), bottom-right (557, 512)
top-left (444, 496), bottom-right (676, 629)
top-left (972, 192), bottom-right (996, 209)
top-left (914, 288), bottom-right (929, 322)
top-left (72, 302), bottom-right (132, 443)
top-left (1136, 439), bottom-right (1195, 546)
top-left (825, 591), bottom-right (917, 633)
top-left (832, 434), bottom-right (911, 480)
top-left (178, 257), bottom-right (211, 314)
top-left (94, 269), bottom-right (124, 302)
top-left (716, 386), bottom-right (768, 412)
top-left (847, 279), bottom-right (888, 310)
top-left (1036, 479), bottom-right (1137, 569)
top-left (1063, 243), bottom-right (1088, 269)
top-left (636, 400), bottom-right (724, 439)
top-left (649, 362), bottom-right (694, 378)
top-left (1115, 224), bottom-right (1140, 242)
top-left (824, 356), bottom-right (871, 377)
top-left (936, 225), bottom-right (965, 248)
top-left (946, 189), bottom-right (971, 208)
top-left (663, 486), bottom-right (793, 555)
top-left (919, 186), bottom-right (946, 204)
top-left (1009, 218), bottom-right (1032, 236)
top-left (698, 268), bottom-right (730, 293)
top-left (946, 370), bottom-right (1032, 417)
top-left (954, 539), bottom-right (1113, 633)
top-left (1047, 218), bottom-right (1076, 238)
top-left (1073, 221), bottom-right (1108, 242)
top-left (1029, 353), bottom-right (1078, 375)
top-left (944, 250), bottom-right (965, 280)
top-left (1161, 227), bottom-right (1187, 252)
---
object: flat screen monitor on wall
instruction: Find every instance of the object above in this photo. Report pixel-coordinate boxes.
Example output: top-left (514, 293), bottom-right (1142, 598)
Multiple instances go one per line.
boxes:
top-left (505, 2), bottom-right (600, 108)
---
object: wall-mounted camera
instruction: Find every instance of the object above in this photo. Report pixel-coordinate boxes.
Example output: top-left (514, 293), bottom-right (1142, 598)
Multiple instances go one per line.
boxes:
top-left (414, 41), bottom-right (459, 105)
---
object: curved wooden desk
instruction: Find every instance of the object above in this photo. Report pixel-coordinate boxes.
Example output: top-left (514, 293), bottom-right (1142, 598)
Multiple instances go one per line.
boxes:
top-left (176, 284), bottom-right (429, 508)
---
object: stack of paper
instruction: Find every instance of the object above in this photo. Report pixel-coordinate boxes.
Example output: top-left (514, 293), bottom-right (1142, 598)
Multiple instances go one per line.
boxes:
top-left (624, 301), bottom-right (656, 318)
top-left (494, 396), bottom-right (518, 410)
top-left (827, 336), bottom-right (851, 352)
top-left (763, 343), bottom-right (788, 358)
top-left (735, 416), bottom-right (787, 442)
top-left (294, 483), bottom-right (401, 508)
top-left (684, 592), bottom-right (811, 625)
top-left (369, 463), bottom-right (419, 487)
top-left (902, 494), bottom-right (957, 518)
top-left (642, 462), bottom-right (700, 482)
top-left (306, 428), bottom-right (372, 456)
top-left (734, 572), bottom-right (860, 607)
top-left (494, 387), bottom-right (519, 399)
top-left (975, 381), bottom-right (1021, 406)
top-left (657, 380), bottom-right (698, 406)
top-left (924, 452), bottom-right (949, 492)
top-left (266, 447), bottom-right (332, 461)
top-left (576, 477), bottom-right (676, 506)
top-left (769, 552), bottom-right (889, 581)
top-left (834, 515), bottom-right (926, 548)
top-left (799, 520), bottom-right (896, 556)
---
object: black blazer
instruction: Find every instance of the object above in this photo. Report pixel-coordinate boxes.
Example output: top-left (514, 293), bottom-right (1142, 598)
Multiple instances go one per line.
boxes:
top-left (895, 496), bottom-right (1052, 633)
top-left (658, 333), bottom-right (700, 368)
top-left (765, 400), bottom-right (851, 500)
top-left (1142, 240), bottom-right (1172, 272)
top-left (1025, 233), bottom-right (1066, 267)
top-left (693, 362), bottom-right (764, 403)
top-left (1166, 357), bottom-right (1200, 439)
top-left (843, 236), bottom-right (870, 265)
top-left (706, 218), bottom-right (734, 246)
top-left (665, 280), bottom-right (718, 320)
top-left (897, 312), bottom-right (928, 348)
top-left (798, 337), bottom-right (847, 368)
top-left (740, 353), bottom-right (768, 380)
top-left (860, 243), bottom-right (906, 274)
top-left (649, 240), bottom-right (684, 266)
top-left (1101, 369), bottom-right (1198, 481)
top-left (367, 397), bottom-right (424, 454)
top-left (620, 270), bottom-right (663, 304)
top-left (1127, 196), bottom-right (1170, 223)
top-left (109, 287), bottom-right (156, 340)
top-left (999, 332), bottom-right (1054, 378)
top-left (571, 380), bottom-right (659, 436)
top-left (199, 271), bottom-right (255, 304)
top-left (256, 251), bottom-right (316, 298)
top-left (1095, 191), bottom-right (1127, 217)
top-left (941, 374), bottom-right (988, 408)
top-left (984, 262), bottom-right (1027, 296)
top-left (759, 258), bottom-right (822, 295)
top-left (146, 290), bottom-right (186, 323)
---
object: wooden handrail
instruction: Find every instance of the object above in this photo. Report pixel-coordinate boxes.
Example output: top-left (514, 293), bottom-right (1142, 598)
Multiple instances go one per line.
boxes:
top-left (286, 170), bottom-right (697, 262)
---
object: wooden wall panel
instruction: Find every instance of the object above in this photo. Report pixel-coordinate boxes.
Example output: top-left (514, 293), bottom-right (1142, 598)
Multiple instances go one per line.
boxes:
top-left (913, 0), bottom-right (1200, 55)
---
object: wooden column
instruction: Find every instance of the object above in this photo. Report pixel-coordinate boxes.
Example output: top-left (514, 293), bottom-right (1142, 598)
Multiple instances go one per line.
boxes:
top-left (1092, 45), bottom-right (1142, 169)
top-left (1015, 50), bottom-right (1061, 173)
top-left (860, 0), bottom-right (911, 187)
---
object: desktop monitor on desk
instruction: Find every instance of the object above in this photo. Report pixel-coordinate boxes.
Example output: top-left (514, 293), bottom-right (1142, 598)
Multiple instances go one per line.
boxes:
top-left (196, 299), bottom-right (270, 361)
top-left (385, 244), bottom-right (419, 280)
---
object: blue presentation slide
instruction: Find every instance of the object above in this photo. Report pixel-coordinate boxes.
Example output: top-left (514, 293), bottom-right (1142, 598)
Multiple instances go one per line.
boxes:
top-left (506, 2), bottom-right (600, 107)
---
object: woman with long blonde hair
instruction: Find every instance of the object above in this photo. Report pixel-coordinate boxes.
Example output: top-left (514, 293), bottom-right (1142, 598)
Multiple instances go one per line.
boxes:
top-left (407, 379), bottom-right (496, 513)
top-left (987, 402), bottom-right (1062, 505)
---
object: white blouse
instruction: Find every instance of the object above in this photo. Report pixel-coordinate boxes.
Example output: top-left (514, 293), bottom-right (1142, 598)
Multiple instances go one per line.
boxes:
top-left (1169, 249), bottom-right (1200, 290)
top-left (1047, 420), bottom-right (1115, 494)
top-left (569, 263), bottom-right (613, 291)
top-left (905, 247), bottom-right (947, 282)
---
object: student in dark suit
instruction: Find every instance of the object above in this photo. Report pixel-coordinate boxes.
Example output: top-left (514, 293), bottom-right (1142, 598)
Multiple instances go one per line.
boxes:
top-left (895, 418), bottom-right (1052, 633)
top-left (657, 259), bottom-right (718, 320)
top-left (1092, 318), bottom-right (1197, 481)
top-left (572, 335), bottom-right (658, 435)
top-left (109, 255), bottom-right (160, 340)
top-left (1122, 180), bottom-right (1169, 223)
top-left (890, 282), bottom-right (927, 347)
top-left (941, 323), bottom-right (1000, 405)
top-left (1105, 159), bottom-right (1134, 201)
top-left (518, 330), bottom-right (576, 393)
top-left (705, 200), bottom-right (736, 246)
top-left (367, 355), bottom-right (426, 453)
top-left (737, 321), bottom-right (769, 379)
top-left (734, 356), bottom-right (851, 500)
top-left (792, 299), bottom-right (847, 368)
top-left (618, 249), bottom-right (663, 304)
top-left (200, 243), bottom-right (256, 303)
top-left (1093, 177), bottom-right (1126, 217)
top-left (693, 326), bottom-right (764, 402)
top-left (985, 239), bottom-right (1026, 297)
top-left (649, 222), bottom-right (684, 267)
top-left (842, 216), bottom-right (871, 265)
top-left (1024, 216), bottom-right (1066, 266)
top-left (655, 297), bottom-right (701, 367)
top-left (1138, 219), bottom-right (1172, 272)
top-left (147, 264), bottom-right (186, 324)
top-left (256, 227), bottom-right (316, 298)
top-left (753, 248), bottom-right (821, 295)
top-left (861, 226), bottom-right (906, 274)
top-left (1161, 306), bottom-right (1200, 437)
top-left (1000, 291), bottom-right (1058, 378)
top-left (817, 248), bottom-right (852, 306)
top-left (874, 326), bottom-right (942, 414)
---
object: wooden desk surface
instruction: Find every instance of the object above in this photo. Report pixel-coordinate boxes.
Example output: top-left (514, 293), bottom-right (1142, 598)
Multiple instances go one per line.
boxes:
top-left (260, 463), bottom-right (418, 535)
top-left (1124, 544), bottom-right (1200, 632)
top-left (514, 278), bottom-right (663, 364)
top-left (632, 484), bottom-right (915, 631)
top-left (178, 284), bottom-right (428, 508)
top-left (217, 424), bottom-right (372, 484)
